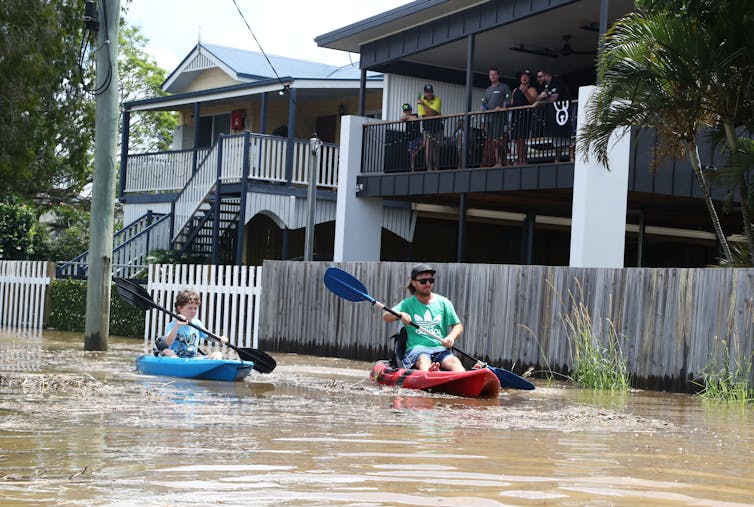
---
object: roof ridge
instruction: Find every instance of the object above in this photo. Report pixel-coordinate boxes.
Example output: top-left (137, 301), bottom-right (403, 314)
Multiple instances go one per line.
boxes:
top-left (200, 41), bottom-right (339, 69)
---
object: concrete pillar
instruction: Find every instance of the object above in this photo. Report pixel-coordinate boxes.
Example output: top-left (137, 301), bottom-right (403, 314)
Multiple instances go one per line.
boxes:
top-left (333, 115), bottom-right (383, 261)
top-left (569, 85), bottom-right (630, 268)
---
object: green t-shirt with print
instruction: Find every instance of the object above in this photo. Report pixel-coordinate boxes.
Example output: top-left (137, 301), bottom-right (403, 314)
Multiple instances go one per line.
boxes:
top-left (392, 294), bottom-right (460, 350)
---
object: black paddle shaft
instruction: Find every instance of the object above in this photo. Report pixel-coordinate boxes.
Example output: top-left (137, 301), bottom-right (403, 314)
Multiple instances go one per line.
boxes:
top-left (377, 302), bottom-right (481, 366)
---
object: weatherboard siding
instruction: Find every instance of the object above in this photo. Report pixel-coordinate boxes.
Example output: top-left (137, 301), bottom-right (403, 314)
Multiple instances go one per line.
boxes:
top-left (258, 261), bottom-right (754, 392)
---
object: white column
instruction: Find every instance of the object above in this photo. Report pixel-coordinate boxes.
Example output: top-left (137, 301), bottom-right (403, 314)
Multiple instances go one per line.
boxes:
top-left (569, 85), bottom-right (630, 268)
top-left (333, 115), bottom-right (383, 261)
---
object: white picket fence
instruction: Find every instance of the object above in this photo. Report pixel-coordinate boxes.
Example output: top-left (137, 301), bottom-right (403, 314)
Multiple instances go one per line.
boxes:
top-left (144, 263), bottom-right (262, 356)
top-left (0, 261), bottom-right (53, 331)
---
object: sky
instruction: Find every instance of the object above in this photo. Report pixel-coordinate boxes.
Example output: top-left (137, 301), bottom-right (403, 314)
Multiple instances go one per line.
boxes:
top-left (125, 0), bottom-right (410, 72)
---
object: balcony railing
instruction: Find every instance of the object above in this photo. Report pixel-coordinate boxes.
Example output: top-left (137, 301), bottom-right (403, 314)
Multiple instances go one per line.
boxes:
top-left (362, 101), bottom-right (578, 174)
top-left (123, 134), bottom-right (339, 194)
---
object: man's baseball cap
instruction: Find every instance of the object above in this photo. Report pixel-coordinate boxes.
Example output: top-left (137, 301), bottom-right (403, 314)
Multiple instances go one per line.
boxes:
top-left (423, 84), bottom-right (433, 93)
top-left (411, 263), bottom-right (436, 279)
top-left (402, 103), bottom-right (411, 111)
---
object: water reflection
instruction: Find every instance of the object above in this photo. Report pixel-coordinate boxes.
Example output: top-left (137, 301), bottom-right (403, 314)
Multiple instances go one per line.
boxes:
top-left (0, 329), bottom-right (753, 505)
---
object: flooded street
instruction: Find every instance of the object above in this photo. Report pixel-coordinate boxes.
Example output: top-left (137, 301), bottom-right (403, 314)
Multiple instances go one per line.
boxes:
top-left (1, 330), bottom-right (754, 506)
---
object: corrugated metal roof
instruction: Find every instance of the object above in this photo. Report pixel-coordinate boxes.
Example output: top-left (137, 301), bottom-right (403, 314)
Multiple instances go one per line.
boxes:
top-left (161, 42), bottom-right (382, 93)
top-left (201, 43), bottom-right (379, 80)
top-left (202, 43), bottom-right (338, 79)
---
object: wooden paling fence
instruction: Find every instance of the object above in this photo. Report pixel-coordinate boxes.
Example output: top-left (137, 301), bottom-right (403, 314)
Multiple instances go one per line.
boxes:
top-left (259, 261), bottom-right (754, 391)
top-left (0, 261), bottom-right (54, 331)
top-left (144, 263), bottom-right (262, 355)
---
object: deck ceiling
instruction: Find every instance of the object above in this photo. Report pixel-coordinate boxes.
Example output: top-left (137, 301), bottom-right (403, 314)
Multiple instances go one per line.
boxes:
top-left (323, 0), bottom-right (636, 85)
top-left (403, 0), bottom-right (635, 80)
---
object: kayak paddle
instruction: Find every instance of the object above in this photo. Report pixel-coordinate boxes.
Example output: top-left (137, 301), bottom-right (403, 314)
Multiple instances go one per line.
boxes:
top-left (114, 277), bottom-right (277, 374)
top-left (323, 267), bottom-right (535, 390)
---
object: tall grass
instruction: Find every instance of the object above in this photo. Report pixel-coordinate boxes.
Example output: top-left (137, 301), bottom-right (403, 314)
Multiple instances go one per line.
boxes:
top-left (561, 296), bottom-right (630, 391)
top-left (696, 337), bottom-right (754, 404)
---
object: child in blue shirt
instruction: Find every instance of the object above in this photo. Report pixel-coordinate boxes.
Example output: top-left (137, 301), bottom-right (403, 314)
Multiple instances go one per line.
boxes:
top-left (156, 289), bottom-right (228, 359)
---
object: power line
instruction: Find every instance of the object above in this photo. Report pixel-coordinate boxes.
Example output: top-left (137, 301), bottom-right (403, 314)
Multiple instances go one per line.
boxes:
top-left (230, 0), bottom-right (289, 93)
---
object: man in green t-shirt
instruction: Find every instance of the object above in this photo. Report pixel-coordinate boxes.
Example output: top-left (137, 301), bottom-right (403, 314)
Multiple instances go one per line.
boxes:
top-left (382, 264), bottom-right (465, 371)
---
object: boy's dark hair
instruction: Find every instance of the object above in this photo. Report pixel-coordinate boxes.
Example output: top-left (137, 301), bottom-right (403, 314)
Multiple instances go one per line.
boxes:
top-left (175, 289), bottom-right (201, 310)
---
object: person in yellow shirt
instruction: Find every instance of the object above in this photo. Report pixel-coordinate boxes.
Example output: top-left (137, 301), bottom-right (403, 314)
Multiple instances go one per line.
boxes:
top-left (417, 84), bottom-right (443, 171)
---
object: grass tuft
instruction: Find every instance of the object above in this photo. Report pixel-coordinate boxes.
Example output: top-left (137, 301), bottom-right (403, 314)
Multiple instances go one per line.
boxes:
top-left (561, 293), bottom-right (630, 391)
top-left (695, 338), bottom-right (754, 404)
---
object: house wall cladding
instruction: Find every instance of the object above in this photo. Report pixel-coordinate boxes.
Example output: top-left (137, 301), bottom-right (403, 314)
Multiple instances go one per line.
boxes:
top-left (258, 260), bottom-right (754, 392)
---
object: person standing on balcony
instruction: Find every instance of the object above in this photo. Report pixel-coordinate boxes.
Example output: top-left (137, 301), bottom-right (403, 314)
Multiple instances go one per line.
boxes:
top-left (536, 70), bottom-right (573, 161)
top-left (535, 70), bottom-right (571, 103)
top-left (482, 68), bottom-right (512, 167)
top-left (417, 84), bottom-right (443, 171)
top-left (510, 69), bottom-right (538, 164)
top-left (400, 103), bottom-right (422, 171)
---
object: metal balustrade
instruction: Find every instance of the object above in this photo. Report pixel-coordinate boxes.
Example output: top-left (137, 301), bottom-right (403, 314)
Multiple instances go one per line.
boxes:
top-left (362, 101), bottom-right (578, 174)
top-left (56, 212), bottom-right (170, 279)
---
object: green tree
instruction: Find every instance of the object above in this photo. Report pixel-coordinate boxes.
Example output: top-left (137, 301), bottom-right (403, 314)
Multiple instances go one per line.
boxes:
top-left (0, 199), bottom-right (46, 260)
top-left (118, 24), bottom-right (177, 153)
top-left (577, 10), bottom-right (735, 262)
top-left (0, 0), bottom-right (93, 203)
top-left (0, 1), bottom-right (175, 261)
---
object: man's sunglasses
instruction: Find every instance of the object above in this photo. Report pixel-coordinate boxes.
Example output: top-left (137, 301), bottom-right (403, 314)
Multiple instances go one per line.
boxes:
top-left (414, 277), bottom-right (435, 285)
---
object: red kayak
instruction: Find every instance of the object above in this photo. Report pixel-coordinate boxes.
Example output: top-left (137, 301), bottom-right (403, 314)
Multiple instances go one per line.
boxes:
top-left (370, 360), bottom-right (501, 398)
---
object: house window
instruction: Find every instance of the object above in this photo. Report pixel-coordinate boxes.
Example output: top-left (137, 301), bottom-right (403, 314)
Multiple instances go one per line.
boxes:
top-left (197, 113), bottom-right (231, 147)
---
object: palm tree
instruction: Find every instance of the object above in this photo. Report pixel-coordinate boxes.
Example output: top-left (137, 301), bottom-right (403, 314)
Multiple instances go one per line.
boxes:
top-left (642, 1), bottom-right (754, 265)
top-left (578, 11), bottom-right (734, 262)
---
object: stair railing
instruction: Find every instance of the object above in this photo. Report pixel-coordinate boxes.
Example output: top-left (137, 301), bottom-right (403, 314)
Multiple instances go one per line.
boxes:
top-left (171, 134), bottom-right (246, 243)
top-left (56, 212), bottom-right (170, 279)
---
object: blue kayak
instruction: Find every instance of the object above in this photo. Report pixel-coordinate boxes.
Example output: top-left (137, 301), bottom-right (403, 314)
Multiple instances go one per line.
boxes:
top-left (135, 355), bottom-right (253, 382)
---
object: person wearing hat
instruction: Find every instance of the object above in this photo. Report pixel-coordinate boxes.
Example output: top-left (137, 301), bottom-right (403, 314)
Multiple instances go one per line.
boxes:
top-left (417, 84), bottom-right (443, 171)
top-left (400, 103), bottom-right (421, 170)
top-left (509, 69), bottom-right (538, 164)
top-left (382, 264), bottom-right (465, 372)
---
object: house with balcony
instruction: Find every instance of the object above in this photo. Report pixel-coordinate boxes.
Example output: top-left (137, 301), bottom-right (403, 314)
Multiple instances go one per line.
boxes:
top-left (60, 0), bottom-right (739, 278)
top-left (317, 0), bottom-right (737, 268)
top-left (59, 42), bottom-right (420, 277)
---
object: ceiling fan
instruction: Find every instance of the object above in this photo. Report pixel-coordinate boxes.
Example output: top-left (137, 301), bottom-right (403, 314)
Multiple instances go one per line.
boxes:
top-left (509, 34), bottom-right (597, 58)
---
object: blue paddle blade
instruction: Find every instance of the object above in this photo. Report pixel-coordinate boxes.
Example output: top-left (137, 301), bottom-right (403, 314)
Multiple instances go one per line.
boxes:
top-left (489, 367), bottom-right (535, 390)
top-left (323, 267), bottom-right (376, 304)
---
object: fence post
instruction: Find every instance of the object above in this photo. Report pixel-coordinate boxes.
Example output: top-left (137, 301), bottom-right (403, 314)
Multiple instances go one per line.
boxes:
top-left (43, 261), bottom-right (56, 328)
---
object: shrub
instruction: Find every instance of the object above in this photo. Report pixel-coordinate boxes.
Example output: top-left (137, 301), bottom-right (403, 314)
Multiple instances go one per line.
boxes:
top-left (48, 279), bottom-right (144, 338)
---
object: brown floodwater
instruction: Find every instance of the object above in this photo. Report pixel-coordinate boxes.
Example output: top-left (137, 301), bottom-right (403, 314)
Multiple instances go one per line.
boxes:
top-left (1, 329), bottom-right (753, 506)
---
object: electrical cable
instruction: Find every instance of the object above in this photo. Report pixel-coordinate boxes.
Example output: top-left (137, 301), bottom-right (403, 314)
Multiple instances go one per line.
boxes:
top-left (230, 0), bottom-right (293, 102)
top-left (78, 0), bottom-right (113, 95)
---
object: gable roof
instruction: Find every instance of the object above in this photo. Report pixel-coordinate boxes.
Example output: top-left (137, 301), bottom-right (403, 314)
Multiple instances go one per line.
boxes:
top-left (163, 42), bottom-right (381, 94)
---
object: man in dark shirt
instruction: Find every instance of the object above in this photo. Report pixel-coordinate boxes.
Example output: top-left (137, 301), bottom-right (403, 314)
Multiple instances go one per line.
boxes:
top-left (400, 103), bottom-right (421, 170)
top-left (535, 70), bottom-right (573, 161)
top-left (536, 70), bottom-right (571, 102)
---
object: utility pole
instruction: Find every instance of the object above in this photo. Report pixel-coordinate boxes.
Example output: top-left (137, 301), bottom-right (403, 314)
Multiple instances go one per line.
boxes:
top-left (84, 0), bottom-right (120, 351)
top-left (304, 136), bottom-right (322, 261)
